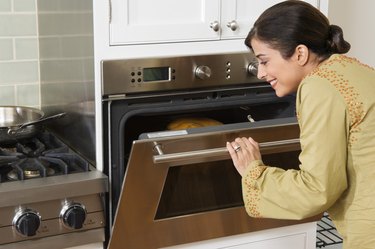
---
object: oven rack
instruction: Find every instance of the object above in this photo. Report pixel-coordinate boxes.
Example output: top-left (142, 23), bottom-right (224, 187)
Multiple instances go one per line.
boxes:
top-left (316, 213), bottom-right (343, 248)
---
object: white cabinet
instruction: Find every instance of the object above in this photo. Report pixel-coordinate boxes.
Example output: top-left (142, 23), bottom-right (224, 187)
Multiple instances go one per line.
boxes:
top-left (163, 222), bottom-right (317, 249)
top-left (109, 0), bottom-right (320, 46)
top-left (109, 0), bottom-right (220, 45)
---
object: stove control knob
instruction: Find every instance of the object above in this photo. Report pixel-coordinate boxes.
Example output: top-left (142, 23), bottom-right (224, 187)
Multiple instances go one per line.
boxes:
top-left (13, 209), bottom-right (41, 236)
top-left (60, 203), bottom-right (87, 229)
top-left (195, 65), bottom-right (212, 80)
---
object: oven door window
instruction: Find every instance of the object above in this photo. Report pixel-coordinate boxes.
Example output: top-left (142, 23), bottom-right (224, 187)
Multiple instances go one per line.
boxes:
top-left (155, 150), bottom-right (300, 219)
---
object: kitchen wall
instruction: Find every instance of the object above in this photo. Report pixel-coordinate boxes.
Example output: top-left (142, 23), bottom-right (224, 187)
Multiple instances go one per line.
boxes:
top-left (0, 0), bottom-right (93, 110)
top-left (38, 0), bottom-right (94, 114)
top-left (328, 0), bottom-right (375, 67)
top-left (0, 0), bottom-right (39, 107)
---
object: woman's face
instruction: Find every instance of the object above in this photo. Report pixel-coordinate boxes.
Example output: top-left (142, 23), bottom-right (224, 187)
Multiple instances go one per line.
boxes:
top-left (250, 38), bottom-right (305, 97)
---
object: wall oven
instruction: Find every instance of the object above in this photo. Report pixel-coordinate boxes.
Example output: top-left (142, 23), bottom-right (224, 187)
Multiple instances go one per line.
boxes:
top-left (102, 53), bottom-right (316, 248)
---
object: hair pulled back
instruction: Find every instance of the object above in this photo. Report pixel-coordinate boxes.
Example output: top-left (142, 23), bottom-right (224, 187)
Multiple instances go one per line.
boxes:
top-left (245, 0), bottom-right (350, 60)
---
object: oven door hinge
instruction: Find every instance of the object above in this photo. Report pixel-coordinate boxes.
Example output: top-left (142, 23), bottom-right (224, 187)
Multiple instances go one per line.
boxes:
top-left (106, 94), bottom-right (126, 101)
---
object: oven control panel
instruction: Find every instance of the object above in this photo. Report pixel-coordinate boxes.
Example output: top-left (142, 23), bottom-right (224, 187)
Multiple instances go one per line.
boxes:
top-left (102, 52), bottom-right (262, 97)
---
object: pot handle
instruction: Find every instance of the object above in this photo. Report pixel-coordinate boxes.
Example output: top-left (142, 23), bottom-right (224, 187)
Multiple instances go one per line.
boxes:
top-left (7, 112), bottom-right (66, 135)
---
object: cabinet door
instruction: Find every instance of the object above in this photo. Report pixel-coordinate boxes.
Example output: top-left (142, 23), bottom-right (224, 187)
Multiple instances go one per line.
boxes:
top-left (224, 233), bottom-right (308, 249)
top-left (220, 0), bottom-right (320, 40)
top-left (110, 0), bottom-right (220, 45)
top-left (220, 0), bottom-right (284, 40)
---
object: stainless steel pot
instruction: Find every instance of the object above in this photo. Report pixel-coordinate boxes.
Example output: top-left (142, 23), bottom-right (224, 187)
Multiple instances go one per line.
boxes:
top-left (0, 106), bottom-right (65, 144)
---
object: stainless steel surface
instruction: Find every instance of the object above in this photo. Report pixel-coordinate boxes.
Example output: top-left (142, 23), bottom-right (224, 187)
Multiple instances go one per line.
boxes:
top-left (0, 106), bottom-right (43, 143)
top-left (0, 106), bottom-right (66, 143)
top-left (153, 138), bottom-right (300, 165)
top-left (101, 53), bottom-right (263, 96)
top-left (43, 101), bottom-right (96, 164)
top-left (0, 228), bottom-right (105, 249)
top-left (0, 106), bottom-right (44, 127)
top-left (15, 113), bottom-right (66, 130)
top-left (247, 62), bottom-right (258, 76)
top-left (0, 169), bottom-right (107, 207)
top-left (0, 188), bottom-right (105, 244)
top-left (195, 65), bottom-right (212, 80)
top-left (108, 119), bottom-right (320, 249)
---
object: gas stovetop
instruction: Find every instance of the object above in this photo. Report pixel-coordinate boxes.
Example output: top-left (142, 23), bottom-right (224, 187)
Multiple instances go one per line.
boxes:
top-left (0, 131), bottom-right (108, 249)
top-left (0, 131), bottom-right (90, 182)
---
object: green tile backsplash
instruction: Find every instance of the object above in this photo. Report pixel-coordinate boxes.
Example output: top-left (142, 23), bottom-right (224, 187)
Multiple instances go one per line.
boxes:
top-left (0, 0), bottom-right (39, 108)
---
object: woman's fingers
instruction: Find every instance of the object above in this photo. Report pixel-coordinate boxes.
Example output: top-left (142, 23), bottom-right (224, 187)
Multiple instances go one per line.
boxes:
top-left (227, 137), bottom-right (261, 177)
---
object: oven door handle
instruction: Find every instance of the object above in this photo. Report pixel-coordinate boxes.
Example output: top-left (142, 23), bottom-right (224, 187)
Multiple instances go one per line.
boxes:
top-left (153, 138), bottom-right (300, 166)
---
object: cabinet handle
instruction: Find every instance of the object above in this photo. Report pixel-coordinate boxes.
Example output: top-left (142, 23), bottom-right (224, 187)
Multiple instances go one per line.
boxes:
top-left (227, 20), bottom-right (238, 31)
top-left (210, 21), bottom-right (220, 32)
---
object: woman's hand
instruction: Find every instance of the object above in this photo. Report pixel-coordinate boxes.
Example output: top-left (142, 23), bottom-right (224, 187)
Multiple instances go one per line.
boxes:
top-left (226, 137), bottom-right (262, 177)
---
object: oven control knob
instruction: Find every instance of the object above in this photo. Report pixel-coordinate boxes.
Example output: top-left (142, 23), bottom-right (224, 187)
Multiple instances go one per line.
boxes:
top-left (195, 65), bottom-right (212, 80)
top-left (13, 209), bottom-right (41, 236)
top-left (60, 203), bottom-right (87, 229)
top-left (247, 62), bottom-right (258, 76)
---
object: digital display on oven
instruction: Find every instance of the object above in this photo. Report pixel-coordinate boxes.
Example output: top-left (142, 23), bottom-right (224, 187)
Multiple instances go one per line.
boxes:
top-left (143, 67), bottom-right (170, 82)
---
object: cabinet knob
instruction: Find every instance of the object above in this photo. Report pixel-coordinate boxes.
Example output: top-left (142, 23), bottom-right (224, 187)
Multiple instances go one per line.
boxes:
top-left (227, 20), bottom-right (239, 31)
top-left (210, 21), bottom-right (220, 32)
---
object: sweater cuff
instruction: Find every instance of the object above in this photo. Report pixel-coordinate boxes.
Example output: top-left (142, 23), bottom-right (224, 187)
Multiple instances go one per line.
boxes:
top-left (243, 160), bottom-right (266, 181)
top-left (241, 160), bottom-right (267, 217)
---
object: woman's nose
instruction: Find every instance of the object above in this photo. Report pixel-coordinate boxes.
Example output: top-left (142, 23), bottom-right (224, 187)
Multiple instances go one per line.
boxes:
top-left (257, 66), bottom-right (266, 80)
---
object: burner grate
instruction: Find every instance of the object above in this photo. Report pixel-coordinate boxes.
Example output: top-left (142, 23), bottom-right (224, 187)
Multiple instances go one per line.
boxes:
top-left (0, 132), bottom-right (90, 182)
top-left (316, 213), bottom-right (343, 248)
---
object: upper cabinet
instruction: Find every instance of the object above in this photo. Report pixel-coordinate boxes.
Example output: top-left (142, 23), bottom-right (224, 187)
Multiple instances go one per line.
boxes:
top-left (109, 0), bottom-right (320, 46)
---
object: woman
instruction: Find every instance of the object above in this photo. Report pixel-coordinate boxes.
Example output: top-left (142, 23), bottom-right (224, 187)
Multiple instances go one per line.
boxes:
top-left (226, 1), bottom-right (375, 248)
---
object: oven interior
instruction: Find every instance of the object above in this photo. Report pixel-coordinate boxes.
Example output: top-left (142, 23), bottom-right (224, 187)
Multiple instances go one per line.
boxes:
top-left (123, 96), bottom-right (295, 155)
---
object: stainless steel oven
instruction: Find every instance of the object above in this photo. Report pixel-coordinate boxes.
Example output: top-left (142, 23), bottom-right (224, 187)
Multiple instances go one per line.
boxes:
top-left (102, 53), bottom-right (316, 248)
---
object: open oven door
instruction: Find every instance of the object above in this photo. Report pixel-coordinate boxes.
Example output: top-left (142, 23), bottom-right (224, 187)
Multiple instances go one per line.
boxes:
top-left (108, 117), bottom-right (318, 249)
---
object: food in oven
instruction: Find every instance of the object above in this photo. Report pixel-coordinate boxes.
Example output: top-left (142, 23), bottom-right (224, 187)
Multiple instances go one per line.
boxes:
top-left (167, 117), bottom-right (223, 130)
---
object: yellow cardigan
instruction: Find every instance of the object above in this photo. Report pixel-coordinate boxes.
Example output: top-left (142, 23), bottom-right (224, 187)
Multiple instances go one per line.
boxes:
top-left (241, 54), bottom-right (375, 249)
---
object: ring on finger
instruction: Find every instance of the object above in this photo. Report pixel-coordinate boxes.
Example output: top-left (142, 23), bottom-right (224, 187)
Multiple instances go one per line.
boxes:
top-left (234, 145), bottom-right (241, 152)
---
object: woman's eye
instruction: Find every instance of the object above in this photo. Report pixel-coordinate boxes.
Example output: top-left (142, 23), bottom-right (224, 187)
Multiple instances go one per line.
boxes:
top-left (260, 61), bottom-right (268, 65)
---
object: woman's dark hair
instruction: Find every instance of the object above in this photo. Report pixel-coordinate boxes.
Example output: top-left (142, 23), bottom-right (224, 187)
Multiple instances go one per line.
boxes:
top-left (245, 0), bottom-right (350, 60)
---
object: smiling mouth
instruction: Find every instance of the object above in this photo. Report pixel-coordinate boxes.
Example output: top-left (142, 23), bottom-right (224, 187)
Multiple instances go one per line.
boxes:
top-left (269, 79), bottom-right (277, 88)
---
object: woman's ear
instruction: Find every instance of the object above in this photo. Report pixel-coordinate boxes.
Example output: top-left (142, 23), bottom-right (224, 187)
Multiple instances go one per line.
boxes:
top-left (294, 44), bottom-right (309, 66)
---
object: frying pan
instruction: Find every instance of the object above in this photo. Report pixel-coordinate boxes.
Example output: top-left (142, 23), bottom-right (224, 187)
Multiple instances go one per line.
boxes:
top-left (0, 106), bottom-right (65, 144)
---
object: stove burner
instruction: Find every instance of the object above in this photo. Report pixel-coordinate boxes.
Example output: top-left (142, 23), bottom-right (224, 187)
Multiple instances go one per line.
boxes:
top-left (24, 169), bottom-right (42, 178)
top-left (0, 132), bottom-right (89, 182)
top-left (7, 166), bottom-right (56, 180)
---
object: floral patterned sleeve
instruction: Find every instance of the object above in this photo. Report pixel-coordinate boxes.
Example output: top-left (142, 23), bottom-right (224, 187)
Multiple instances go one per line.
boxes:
top-left (241, 75), bottom-right (349, 220)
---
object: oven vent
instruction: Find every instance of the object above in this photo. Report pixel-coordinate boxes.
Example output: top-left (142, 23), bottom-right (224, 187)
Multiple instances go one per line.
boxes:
top-left (182, 96), bottom-right (211, 101)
